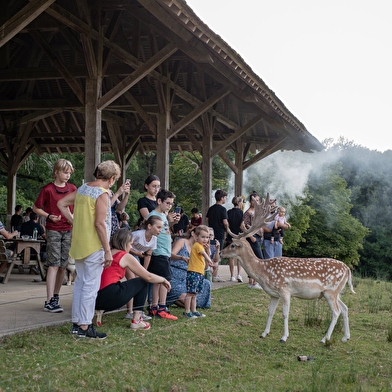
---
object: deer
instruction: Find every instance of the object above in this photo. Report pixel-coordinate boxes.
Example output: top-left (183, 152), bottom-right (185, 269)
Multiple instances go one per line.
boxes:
top-left (221, 194), bottom-right (355, 343)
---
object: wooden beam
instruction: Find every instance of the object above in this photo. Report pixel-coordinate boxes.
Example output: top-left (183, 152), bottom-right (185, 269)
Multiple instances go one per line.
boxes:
top-left (30, 30), bottom-right (85, 104)
top-left (242, 137), bottom-right (287, 170)
top-left (212, 114), bottom-right (263, 156)
top-left (0, 0), bottom-right (56, 48)
top-left (98, 42), bottom-right (178, 110)
top-left (168, 86), bottom-right (230, 138)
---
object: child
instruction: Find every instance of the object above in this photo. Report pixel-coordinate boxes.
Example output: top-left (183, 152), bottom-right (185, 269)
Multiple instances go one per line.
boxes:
top-left (124, 215), bottom-right (163, 320)
top-left (271, 206), bottom-right (291, 244)
top-left (188, 207), bottom-right (202, 230)
top-left (183, 225), bottom-right (213, 318)
top-left (147, 189), bottom-right (180, 320)
top-left (33, 159), bottom-right (76, 313)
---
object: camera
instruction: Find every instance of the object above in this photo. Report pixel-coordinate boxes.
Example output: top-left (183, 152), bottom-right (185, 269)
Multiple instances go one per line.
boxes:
top-left (174, 206), bottom-right (181, 214)
top-left (210, 239), bottom-right (216, 245)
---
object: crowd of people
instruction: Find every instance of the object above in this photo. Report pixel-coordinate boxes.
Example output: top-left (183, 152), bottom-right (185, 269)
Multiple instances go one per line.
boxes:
top-left (0, 157), bottom-right (291, 339)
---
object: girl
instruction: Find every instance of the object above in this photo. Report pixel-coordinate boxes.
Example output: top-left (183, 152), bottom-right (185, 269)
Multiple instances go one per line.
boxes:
top-left (136, 175), bottom-right (160, 228)
top-left (124, 215), bottom-right (164, 320)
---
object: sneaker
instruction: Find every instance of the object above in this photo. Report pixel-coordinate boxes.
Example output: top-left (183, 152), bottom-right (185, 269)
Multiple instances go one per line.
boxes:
top-left (70, 323), bottom-right (79, 334)
top-left (252, 283), bottom-right (263, 289)
top-left (77, 324), bottom-right (107, 339)
top-left (183, 311), bottom-right (197, 319)
top-left (247, 283), bottom-right (253, 289)
top-left (43, 297), bottom-right (63, 313)
top-left (157, 308), bottom-right (178, 320)
top-left (237, 274), bottom-right (243, 282)
top-left (192, 311), bottom-right (206, 318)
top-left (212, 276), bottom-right (224, 282)
top-left (141, 311), bottom-right (152, 321)
top-left (131, 317), bottom-right (151, 330)
top-left (149, 306), bottom-right (158, 317)
top-left (229, 276), bottom-right (236, 282)
top-left (126, 311), bottom-right (151, 321)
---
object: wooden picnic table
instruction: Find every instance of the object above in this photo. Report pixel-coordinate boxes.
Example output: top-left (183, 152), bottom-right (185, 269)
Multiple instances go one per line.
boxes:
top-left (2, 238), bottom-right (46, 284)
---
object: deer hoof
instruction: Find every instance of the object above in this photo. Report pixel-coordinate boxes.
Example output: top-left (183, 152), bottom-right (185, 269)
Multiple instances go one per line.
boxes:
top-left (260, 332), bottom-right (268, 338)
top-left (279, 338), bottom-right (286, 343)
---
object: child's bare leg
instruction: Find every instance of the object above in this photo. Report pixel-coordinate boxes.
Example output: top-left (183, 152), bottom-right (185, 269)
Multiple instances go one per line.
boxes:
top-left (184, 294), bottom-right (192, 313)
top-left (151, 283), bottom-right (160, 308)
top-left (190, 294), bottom-right (197, 313)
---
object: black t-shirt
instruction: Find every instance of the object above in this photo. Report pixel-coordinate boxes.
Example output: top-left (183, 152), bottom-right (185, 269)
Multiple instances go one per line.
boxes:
top-left (227, 208), bottom-right (244, 243)
top-left (206, 204), bottom-right (228, 242)
top-left (137, 197), bottom-right (157, 225)
top-left (11, 214), bottom-right (23, 231)
top-left (20, 220), bottom-right (44, 237)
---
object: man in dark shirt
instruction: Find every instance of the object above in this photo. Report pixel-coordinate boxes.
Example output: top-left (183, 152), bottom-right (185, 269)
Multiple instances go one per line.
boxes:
top-left (21, 212), bottom-right (45, 238)
top-left (11, 205), bottom-right (23, 231)
top-left (206, 189), bottom-right (228, 282)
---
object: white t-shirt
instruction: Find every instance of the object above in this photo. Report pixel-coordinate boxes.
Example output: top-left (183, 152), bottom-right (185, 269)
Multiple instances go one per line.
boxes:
top-left (131, 229), bottom-right (157, 254)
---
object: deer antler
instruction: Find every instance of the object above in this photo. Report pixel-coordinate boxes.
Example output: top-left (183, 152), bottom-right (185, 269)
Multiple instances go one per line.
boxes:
top-left (227, 193), bottom-right (277, 239)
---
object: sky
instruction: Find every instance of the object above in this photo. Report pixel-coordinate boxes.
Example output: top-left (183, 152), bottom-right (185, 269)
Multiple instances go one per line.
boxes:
top-left (186, 0), bottom-right (392, 152)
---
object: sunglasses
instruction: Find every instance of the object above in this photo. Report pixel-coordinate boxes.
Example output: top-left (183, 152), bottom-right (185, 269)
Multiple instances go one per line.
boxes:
top-left (53, 183), bottom-right (70, 194)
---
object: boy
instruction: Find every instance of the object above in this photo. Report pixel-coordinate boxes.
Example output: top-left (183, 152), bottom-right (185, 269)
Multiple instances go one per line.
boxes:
top-left (147, 189), bottom-right (180, 320)
top-left (33, 159), bottom-right (76, 313)
top-left (184, 225), bottom-right (213, 318)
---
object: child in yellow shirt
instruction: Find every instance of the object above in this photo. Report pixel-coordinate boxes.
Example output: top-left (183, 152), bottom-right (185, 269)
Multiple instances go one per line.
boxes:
top-left (184, 225), bottom-right (213, 318)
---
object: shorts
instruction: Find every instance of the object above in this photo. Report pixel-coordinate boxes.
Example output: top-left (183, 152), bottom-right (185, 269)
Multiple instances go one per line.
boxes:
top-left (46, 230), bottom-right (72, 268)
top-left (186, 271), bottom-right (204, 294)
top-left (148, 254), bottom-right (171, 280)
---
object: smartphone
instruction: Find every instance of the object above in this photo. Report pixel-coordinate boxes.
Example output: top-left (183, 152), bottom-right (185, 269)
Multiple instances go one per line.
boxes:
top-left (125, 179), bottom-right (130, 184)
top-left (210, 239), bottom-right (216, 245)
top-left (174, 206), bottom-right (181, 214)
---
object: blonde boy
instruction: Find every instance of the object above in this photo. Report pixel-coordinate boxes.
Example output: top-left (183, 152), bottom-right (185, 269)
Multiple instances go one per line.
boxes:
top-left (33, 159), bottom-right (76, 313)
top-left (183, 225), bottom-right (212, 318)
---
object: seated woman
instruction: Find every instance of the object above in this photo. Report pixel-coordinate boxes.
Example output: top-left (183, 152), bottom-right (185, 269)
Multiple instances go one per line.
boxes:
top-left (166, 230), bottom-right (211, 309)
top-left (93, 228), bottom-right (171, 330)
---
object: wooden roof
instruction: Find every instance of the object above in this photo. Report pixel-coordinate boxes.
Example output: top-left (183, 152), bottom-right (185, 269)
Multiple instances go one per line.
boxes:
top-left (0, 0), bottom-right (323, 171)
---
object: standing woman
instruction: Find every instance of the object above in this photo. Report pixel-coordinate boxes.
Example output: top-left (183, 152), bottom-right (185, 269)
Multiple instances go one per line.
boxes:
top-left (226, 196), bottom-right (246, 282)
top-left (58, 160), bottom-right (121, 339)
top-left (243, 191), bottom-right (263, 289)
top-left (136, 175), bottom-right (160, 228)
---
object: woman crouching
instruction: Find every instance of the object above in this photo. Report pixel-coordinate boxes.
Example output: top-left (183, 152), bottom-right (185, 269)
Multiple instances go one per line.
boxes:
top-left (95, 228), bottom-right (171, 330)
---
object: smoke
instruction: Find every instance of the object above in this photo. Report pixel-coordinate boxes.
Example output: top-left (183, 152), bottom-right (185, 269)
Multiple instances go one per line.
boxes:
top-left (243, 149), bottom-right (340, 205)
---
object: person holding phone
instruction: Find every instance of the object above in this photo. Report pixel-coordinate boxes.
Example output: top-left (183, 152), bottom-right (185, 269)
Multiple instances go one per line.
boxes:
top-left (172, 207), bottom-right (189, 239)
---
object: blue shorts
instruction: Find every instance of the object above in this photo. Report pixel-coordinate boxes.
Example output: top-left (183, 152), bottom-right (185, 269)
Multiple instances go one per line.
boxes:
top-left (186, 271), bottom-right (204, 294)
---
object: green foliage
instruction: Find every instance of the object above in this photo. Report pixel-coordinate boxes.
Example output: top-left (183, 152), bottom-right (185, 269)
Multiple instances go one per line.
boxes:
top-left (296, 162), bottom-right (369, 267)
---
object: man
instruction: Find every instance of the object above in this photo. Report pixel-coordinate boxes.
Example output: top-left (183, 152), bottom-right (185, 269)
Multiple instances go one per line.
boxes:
top-left (20, 212), bottom-right (45, 239)
top-left (11, 205), bottom-right (23, 231)
top-left (205, 189), bottom-right (228, 282)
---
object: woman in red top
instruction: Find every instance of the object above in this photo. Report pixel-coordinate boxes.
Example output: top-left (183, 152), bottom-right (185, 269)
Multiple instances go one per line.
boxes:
top-left (95, 228), bottom-right (171, 330)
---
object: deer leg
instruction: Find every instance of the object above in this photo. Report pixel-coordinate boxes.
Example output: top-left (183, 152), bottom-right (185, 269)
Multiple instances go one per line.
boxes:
top-left (261, 297), bottom-right (279, 338)
top-left (321, 294), bottom-right (341, 343)
top-left (280, 294), bottom-right (291, 342)
top-left (338, 297), bottom-right (350, 342)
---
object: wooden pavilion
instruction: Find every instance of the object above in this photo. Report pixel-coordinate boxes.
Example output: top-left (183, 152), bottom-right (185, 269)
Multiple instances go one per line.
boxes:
top-left (0, 0), bottom-right (324, 222)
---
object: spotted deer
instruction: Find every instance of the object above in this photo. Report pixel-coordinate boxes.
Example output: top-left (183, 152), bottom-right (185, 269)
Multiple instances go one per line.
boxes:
top-left (221, 194), bottom-right (355, 343)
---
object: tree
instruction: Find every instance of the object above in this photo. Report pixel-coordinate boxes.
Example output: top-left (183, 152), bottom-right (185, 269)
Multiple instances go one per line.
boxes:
top-left (296, 162), bottom-right (369, 268)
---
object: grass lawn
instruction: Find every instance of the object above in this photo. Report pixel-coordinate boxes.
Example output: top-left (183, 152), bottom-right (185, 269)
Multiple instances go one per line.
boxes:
top-left (0, 277), bottom-right (391, 391)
